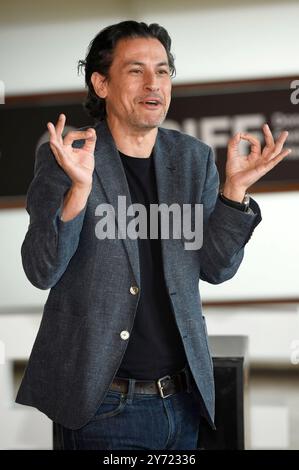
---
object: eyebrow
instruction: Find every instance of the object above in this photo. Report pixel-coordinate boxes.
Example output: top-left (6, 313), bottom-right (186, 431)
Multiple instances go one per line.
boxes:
top-left (123, 60), bottom-right (170, 68)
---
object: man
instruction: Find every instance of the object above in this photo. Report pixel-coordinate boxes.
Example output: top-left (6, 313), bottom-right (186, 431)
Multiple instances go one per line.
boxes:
top-left (16, 21), bottom-right (290, 450)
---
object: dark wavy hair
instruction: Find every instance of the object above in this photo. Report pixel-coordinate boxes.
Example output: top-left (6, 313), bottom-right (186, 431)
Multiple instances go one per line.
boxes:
top-left (77, 20), bottom-right (176, 121)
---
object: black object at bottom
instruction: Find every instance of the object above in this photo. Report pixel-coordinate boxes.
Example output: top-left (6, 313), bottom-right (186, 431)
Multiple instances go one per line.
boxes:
top-left (198, 336), bottom-right (248, 450)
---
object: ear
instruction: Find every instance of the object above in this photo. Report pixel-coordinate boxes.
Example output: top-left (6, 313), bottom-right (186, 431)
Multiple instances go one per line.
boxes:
top-left (91, 71), bottom-right (108, 99)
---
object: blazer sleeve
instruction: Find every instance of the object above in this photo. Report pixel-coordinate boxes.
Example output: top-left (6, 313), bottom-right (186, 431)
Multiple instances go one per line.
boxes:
top-left (21, 142), bottom-right (88, 289)
top-left (199, 146), bottom-right (262, 284)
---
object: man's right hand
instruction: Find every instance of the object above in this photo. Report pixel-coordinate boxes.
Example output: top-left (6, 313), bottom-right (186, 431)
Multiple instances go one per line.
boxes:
top-left (47, 113), bottom-right (96, 188)
top-left (47, 114), bottom-right (97, 221)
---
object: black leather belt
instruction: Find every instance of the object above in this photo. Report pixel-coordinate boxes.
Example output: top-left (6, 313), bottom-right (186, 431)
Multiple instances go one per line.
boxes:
top-left (109, 365), bottom-right (192, 399)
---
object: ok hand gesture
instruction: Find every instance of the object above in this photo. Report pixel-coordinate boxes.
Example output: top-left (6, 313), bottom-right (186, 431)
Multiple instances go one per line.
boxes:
top-left (223, 124), bottom-right (291, 201)
top-left (47, 114), bottom-right (97, 188)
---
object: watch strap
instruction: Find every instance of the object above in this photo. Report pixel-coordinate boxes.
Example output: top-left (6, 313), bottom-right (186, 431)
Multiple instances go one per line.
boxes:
top-left (219, 191), bottom-right (250, 212)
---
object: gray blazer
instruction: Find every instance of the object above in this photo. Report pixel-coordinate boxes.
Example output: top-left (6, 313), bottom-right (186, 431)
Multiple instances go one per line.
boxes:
top-left (16, 119), bottom-right (261, 430)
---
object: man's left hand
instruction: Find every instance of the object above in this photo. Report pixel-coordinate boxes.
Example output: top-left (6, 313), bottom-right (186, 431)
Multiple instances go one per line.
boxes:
top-left (222, 123), bottom-right (291, 202)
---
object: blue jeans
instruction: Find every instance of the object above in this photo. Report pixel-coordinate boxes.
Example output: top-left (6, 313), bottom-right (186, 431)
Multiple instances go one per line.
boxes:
top-left (53, 376), bottom-right (201, 450)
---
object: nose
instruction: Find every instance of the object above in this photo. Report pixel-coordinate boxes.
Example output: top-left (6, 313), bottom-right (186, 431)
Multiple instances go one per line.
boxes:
top-left (145, 83), bottom-right (159, 92)
top-left (143, 70), bottom-right (159, 92)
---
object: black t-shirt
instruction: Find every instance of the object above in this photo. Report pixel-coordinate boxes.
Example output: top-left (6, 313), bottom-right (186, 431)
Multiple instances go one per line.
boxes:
top-left (115, 151), bottom-right (187, 380)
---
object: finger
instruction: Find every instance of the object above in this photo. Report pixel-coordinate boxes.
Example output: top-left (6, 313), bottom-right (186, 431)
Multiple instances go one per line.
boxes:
top-left (274, 130), bottom-right (289, 155)
top-left (227, 132), bottom-right (241, 157)
top-left (263, 130), bottom-right (289, 160)
top-left (49, 140), bottom-right (76, 174)
top-left (240, 132), bottom-right (261, 154)
top-left (262, 148), bottom-right (292, 171)
top-left (49, 140), bottom-right (63, 166)
top-left (47, 121), bottom-right (59, 142)
top-left (55, 113), bottom-right (66, 140)
top-left (82, 128), bottom-right (97, 153)
top-left (63, 130), bottom-right (95, 146)
top-left (263, 123), bottom-right (274, 148)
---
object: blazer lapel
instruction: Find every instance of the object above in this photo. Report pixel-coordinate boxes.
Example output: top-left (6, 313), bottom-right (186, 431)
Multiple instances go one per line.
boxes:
top-left (93, 120), bottom-right (177, 288)
top-left (152, 129), bottom-right (179, 285)
top-left (92, 120), bottom-right (139, 286)
top-left (152, 129), bottom-right (177, 208)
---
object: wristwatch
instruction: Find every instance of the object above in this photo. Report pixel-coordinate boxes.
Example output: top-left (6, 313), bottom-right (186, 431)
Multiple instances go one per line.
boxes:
top-left (219, 191), bottom-right (250, 212)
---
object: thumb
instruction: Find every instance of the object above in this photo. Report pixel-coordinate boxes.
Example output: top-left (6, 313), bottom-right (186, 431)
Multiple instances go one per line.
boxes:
top-left (83, 128), bottom-right (97, 154)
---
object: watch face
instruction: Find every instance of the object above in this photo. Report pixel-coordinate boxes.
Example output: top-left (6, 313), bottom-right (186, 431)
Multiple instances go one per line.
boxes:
top-left (243, 194), bottom-right (250, 206)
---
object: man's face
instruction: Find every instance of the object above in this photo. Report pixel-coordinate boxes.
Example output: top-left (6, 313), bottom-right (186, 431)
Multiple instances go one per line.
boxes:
top-left (97, 37), bottom-right (172, 130)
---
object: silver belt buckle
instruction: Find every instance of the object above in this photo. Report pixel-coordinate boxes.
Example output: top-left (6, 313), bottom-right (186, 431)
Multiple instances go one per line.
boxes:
top-left (157, 375), bottom-right (172, 399)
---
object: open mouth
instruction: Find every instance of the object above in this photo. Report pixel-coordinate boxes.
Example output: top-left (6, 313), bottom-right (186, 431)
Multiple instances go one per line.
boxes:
top-left (141, 99), bottom-right (162, 108)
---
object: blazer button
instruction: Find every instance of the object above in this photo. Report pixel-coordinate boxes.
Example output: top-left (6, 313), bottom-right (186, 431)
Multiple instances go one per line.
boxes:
top-left (120, 330), bottom-right (130, 340)
top-left (130, 286), bottom-right (139, 295)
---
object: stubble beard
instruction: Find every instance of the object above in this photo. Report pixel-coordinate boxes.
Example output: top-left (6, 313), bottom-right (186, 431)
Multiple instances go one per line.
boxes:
top-left (128, 107), bottom-right (168, 130)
